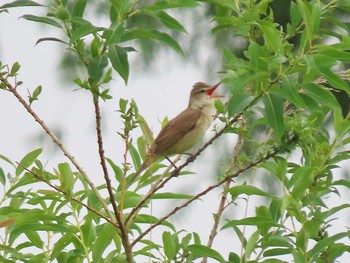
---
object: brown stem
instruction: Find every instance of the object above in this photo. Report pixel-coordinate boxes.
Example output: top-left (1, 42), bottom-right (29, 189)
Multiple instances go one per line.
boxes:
top-left (201, 120), bottom-right (245, 263)
top-left (131, 145), bottom-right (282, 247)
top-left (17, 163), bottom-right (119, 228)
top-left (0, 77), bottom-right (115, 222)
top-left (93, 96), bottom-right (133, 262)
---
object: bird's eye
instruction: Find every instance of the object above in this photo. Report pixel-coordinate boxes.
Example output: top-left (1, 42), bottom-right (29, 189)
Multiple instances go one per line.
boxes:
top-left (200, 89), bottom-right (206, 93)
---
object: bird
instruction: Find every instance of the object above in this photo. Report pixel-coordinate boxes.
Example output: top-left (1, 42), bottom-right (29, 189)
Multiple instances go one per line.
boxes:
top-left (130, 81), bottom-right (222, 183)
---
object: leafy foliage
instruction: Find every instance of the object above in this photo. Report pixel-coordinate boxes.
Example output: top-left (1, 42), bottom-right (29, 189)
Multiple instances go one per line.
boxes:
top-left (1, 0), bottom-right (350, 262)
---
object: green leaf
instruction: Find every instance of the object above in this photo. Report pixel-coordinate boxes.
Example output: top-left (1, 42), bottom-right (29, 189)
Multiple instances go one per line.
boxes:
top-left (0, 167), bottom-right (5, 185)
top-left (116, 191), bottom-right (143, 209)
top-left (151, 192), bottom-right (193, 200)
top-left (163, 231), bottom-right (177, 260)
top-left (88, 55), bottom-right (108, 82)
top-left (223, 217), bottom-right (280, 229)
top-left (0, 153), bottom-right (15, 167)
top-left (10, 62), bottom-right (20, 75)
top-left (92, 223), bottom-right (118, 262)
top-left (227, 185), bottom-right (275, 198)
top-left (21, 15), bottom-right (61, 28)
top-left (317, 66), bottom-right (350, 95)
top-left (289, 166), bottom-right (314, 200)
top-left (260, 23), bottom-right (283, 52)
top-left (301, 83), bottom-right (341, 111)
top-left (35, 37), bottom-right (68, 46)
top-left (143, 0), bottom-right (198, 10)
top-left (187, 244), bottom-right (225, 263)
top-left (228, 93), bottom-right (255, 115)
top-left (70, 22), bottom-right (103, 43)
top-left (308, 232), bottom-right (350, 259)
top-left (50, 234), bottom-right (75, 260)
top-left (122, 29), bottom-right (184, 56)
top-left (108, 45), bottom-right (129, 85)
top-left (72, 0), bottom-right (87, 18)
top-left (16, 148), bottom-right (42, 176)
top-left (25, 231), bottom-right (43, 248)
top-left (154, 11), bottom-right (187, 32)
top-left (58, 163), bottom-right (74, 195)
top-left (137, 114), bottom-right (154, 147)
top-left (281, 76), bottom-right (305, 108)
top-left (103, 23), bottom-right (125, 45)
top-left (0, 0), bottom-right (43, 9)
top-left (263, 94), bottom-right (284, 140)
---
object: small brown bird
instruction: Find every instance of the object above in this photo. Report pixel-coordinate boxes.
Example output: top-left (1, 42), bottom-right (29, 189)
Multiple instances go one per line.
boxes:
top-left (131, 82), bottom-right (222, 183)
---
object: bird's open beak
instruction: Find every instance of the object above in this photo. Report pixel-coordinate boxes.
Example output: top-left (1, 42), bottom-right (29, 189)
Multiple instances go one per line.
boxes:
top-left (207, 82), bottom-right (223, 98)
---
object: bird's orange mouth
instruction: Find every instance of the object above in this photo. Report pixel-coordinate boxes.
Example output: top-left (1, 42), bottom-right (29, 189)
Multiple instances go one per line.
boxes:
top-left (207, 82), bottom-right (223, 98)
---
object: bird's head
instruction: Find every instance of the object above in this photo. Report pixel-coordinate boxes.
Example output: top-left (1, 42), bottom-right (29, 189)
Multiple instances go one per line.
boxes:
top-left (188, 82), bottom-right (222, 109)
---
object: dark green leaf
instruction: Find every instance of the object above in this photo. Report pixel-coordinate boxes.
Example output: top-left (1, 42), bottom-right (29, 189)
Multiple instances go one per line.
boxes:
top-left (151, 192), bottom-right (193, 200)
top-left (70, 22), bottom-right (103, 43)
top-left (72, 0), bottom-right (87, 18)
top-left (223, 217), bottom-right (280, 229)
top-left (187, 245), bottom-right (225, 263)
top-left (0, 0), bottom-right (43, 9)
top-left (25, 231), bottom-right (43, 248)
top-left (88, 56), bottom-right (108, 82)
top-left (317, 66), bottom-right (350, 95)
top-left (154, 11), bottom-right (187, 32)
top-left (122, 29), bottom-right (184, 56)
top-left (35, 37), bottom-right (68, 46)
top-left (143, 0), bottom-right (198, 10)
top-left (108, 45), bottom-right (129, 85)
top-left (281, 76), bottom-right (305, 108)
top-left (263, 94), bottom-right (284, 140)
top-left (103, 23), bottom-right (125, 45)
top-left (228, 93), bottom-right (255, 115)
top-left (301, 83), bottom-right (341, 111)
top-left (16, 148), bottom-right (42, 176)
top-left (21, 15), bottom-right (61, 28)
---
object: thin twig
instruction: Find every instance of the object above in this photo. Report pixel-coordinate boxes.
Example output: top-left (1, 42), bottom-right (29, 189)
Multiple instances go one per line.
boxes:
top-left (93, 96), bottom-right (133, 262)
top-left (17, 163), bottom-right (119, 228)
top-left (0, 77), bottom-right (115, 221)
top-left (201, 119), bottom-right (245, 263)
top-left (131, 144), bottom-right (283, 247)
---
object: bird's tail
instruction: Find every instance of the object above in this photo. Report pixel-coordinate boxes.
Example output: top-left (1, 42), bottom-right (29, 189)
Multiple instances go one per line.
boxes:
top-left (129, 154), bottom-right (154, 184)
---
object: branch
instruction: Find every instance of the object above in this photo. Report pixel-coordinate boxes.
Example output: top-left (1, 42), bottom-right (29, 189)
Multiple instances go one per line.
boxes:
top-left (201, 120), bottom-right (245, 263)
top-left (17, 163), bottom-right (119, 228)
top-left (0, 76), bottom-right (115, 221)
top-left (131, 141), bottom-right (284, 247)
top-left (93, 96), bottom-right (133, 262)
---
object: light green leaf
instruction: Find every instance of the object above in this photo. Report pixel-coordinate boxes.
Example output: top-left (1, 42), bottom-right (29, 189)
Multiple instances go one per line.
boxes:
top-left (106, 158), bottom-right (123, 183)
top-left (92, 223), bottom-right (118, 262)
top-left (223, 217), bottom-right (280, 229)
top-left (228, 93), bottom-right (255, 115)
top-left (0, 167), bottom-right (5, 185)
top-left (16, 148), bottom-right (42, 176)
top-left (263, 94), bottom-right (284, 140)
top-left (108, 45), bottom-right (129, 85)
top-left (70, 22), bottom-right (103, 43)
top-left (187, 244), bottom-right (226, 263)
top-left (281, 76), bottom-right (305, 108)
top-left (58, 163), bottom-right (74, 195)
top-left (163, 231), bottom-right (177, 260)
top-left (260, 23), bottom-right (283, 52)
top-left (25, 231), bottom-right (43, 248)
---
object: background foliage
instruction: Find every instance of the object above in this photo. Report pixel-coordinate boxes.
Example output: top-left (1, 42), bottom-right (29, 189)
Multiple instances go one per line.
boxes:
top-left (1, 0), bottom-right (350, 262)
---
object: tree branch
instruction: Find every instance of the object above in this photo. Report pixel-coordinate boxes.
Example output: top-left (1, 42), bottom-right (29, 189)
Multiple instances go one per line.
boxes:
top-left (93, 96), bottom-right (133, 262)
top-left (0, 76), bottom-right (115, 222)
top-left (131, 140), bottom-right (284, 247)
top-left (201, 120), bottom-right (245, 263)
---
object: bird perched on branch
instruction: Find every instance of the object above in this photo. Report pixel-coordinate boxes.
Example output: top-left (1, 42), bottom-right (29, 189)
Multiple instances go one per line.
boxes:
top-left (130, 81), bottom-right (222, 183)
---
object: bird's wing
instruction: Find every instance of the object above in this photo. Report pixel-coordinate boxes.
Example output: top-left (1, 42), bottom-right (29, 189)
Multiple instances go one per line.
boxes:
top-left (153, 108), bottom-right (201, 154)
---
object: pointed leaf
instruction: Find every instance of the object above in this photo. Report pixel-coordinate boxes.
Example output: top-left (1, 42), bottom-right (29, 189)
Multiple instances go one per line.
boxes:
top-left (154, 11), bottom-right (187, 32)
top-left (263, 94), bottom-right (284, 140)
top-left (227, 185), bottom-right (275, 198)
top-left (187, 244), bottom-right (225, 263)
top-left (16, 148), bottom-right (42, 176)
top-left (21, 15), bottom-right (61, 28)
top-left (301, 83), bottom-right (341, 111)
top-left (0, 1), bottom-right (43, 9)
top-left (108, 45), bottom-right (129, 85)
